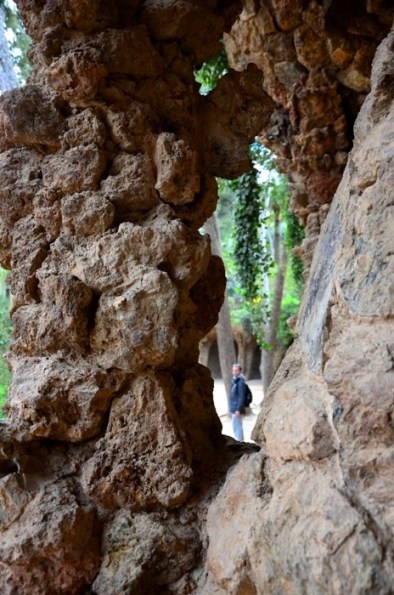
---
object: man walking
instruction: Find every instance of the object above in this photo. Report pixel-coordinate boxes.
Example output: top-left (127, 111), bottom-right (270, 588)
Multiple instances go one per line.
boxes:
top-left (230, 363), bottom-right (247, 441)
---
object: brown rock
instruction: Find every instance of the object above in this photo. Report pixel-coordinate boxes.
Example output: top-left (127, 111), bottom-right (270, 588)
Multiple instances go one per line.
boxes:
top-left (0, 480), bottom-right (100, 594)
top-left (39, 210), bottom-right (210, 292)
top-left (33, 188), bottom-right (61, 242)
top-left (9, 216), bottom-right (48, 309)
top-left (93, 510), bottom-right (199, 593)
top-left (0, 148), bottom-right (42, 226)
top-left (82, 373), bottom-right (193, 510)
top-left (46, 47), bottom-right (109, 102)
top-left (5, 357), bottom-right (122, 442)
top-left (41, 144), bottom-right (107, 195)
top-left (61, 191), bottom-right (114, 236)
top-left (11, 274), bottom-right (93, 356)
top-left (105, 101), bottom-right (158, 153)
top-left (61, 108), bottom-right (107, 148)
top-left (0, 85), bottom-right (65, 151)
top-left (100, 152), bottom-right (159, 217)
top-left (90, 266), bottom-right (179, 371)
top-left (154, 132), bottom-right (200, 205)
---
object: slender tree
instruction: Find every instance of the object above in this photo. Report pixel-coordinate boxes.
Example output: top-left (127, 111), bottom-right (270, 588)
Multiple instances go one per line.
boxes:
top-left (204, 215), bottom-right (237, 409)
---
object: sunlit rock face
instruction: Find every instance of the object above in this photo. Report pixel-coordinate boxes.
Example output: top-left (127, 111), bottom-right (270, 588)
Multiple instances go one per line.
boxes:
top-left (0, 0), bottom-right (392, 592)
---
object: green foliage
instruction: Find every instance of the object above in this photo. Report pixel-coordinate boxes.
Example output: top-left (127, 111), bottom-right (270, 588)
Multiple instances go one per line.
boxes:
top-left (194, 47), bottom-right (228, 95)
top-left (232, 168), bottom-right (269, 301)
top-left (1, 0), bottom-right (32, 84)
top-left (216, 142), bottom-right (305, 349)
top-left (283, 208), bottom-right (305, 295)
top-left (0, 268), bottom-right (11, 417)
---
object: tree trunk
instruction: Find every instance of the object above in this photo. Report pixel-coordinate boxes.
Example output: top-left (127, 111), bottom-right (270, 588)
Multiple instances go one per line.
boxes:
top-left (260, 209), bottom-right (288, 396)
top-left (204, 214), bottom-right (237, 408)
top-left (0, 6), bottom-right (18, 92)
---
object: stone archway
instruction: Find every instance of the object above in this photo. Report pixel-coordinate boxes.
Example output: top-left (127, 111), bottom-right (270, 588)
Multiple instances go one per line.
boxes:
top-left (0, 1), bottom-right (393, 592)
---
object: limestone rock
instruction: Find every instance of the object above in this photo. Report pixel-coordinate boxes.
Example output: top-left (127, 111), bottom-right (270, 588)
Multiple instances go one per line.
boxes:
top-left (105, 102), bottom-right (158, 153)
top-left (154, 132), bottom-right (200, 205)
top-left (41, 144), bottom-right (107, 195)
top-left (0, 148), bottom-right (42, 226)
top-left (90, 266), bottom-right (179, 371)
top-left (11, 274), bottom-right (93, 355)
top-left (33, 188), bottom-right (61, 242)
top-left (39, 210), bottom-right (211, 292)
top-left (0, 480), bottom-right (100, 594)
top-left (0, 85), bottom-right (65, 151)
top-left (9, 216), bottom-right (48, 309)
top-left (46, 47), bottom-right (109, 103)
top-left (93, 510), bottom-right (199, 593)
top-left (5, 357), bottom-right (123, 441)
top-left (100, 152), bottom-right (159, 217)
top-left (61, 191), bottom-right (114, 237)
top-left (82, 373), bottom-right (193, 510)
top-left (204, 453), bottom-right (392, 594)
top-left (61, 108), bottom-right (107, 148)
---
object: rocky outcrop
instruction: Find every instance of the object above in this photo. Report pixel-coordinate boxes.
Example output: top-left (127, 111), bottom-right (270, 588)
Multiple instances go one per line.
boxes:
top-left (224, 0), bottom-right (393, 269)
top-left (203, 30), bottom-right (394, 594)
top-left (0, 0), bottom-right (392, 593)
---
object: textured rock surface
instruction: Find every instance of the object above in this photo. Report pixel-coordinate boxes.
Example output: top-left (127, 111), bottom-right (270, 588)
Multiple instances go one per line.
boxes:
top-left (203, 30), bottom-right (394, 594)
top-left (224, 0), bottom-right (393, 269)
top-left (0, 0), bottom-right (392, 593)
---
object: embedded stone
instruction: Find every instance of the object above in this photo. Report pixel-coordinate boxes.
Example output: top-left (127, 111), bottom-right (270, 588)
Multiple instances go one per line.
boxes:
top-left (11, 274), bottom-right (93, 356)
top-left (0, 480), bottom-right (100, 594)
top-left (93, 511), bottom-right (199, 594)
top-left (90, 266), bottom-right (178, 371)
top-left (9, 216), bottom-right (48, 309)
top-left (154, 133), bottom-right (200, 205)
top-left (33, 188), bottom-right (61, 242)
top-left (5, 357), bottom-right (122, 441)
top-left (101, 153), bottom-right (159, 216)
top-left (0, 85), bottom-right (65, 151)
top-left (39, 211), bottom-right (211, 292)
top-left (41, 145), bottom-right (107, 195)
top-left (46, 48), bottom-right (109, 102)
top-left (61, 108), bottom-right (107, 148)
top-left (0, 149), bottom-right (42, 226)
top-left (61, 191), bottom-right (114, 236)
top-left (105, 102), bottom-right (158, 153)
top-left (82, 373), bottom-right (193, 510)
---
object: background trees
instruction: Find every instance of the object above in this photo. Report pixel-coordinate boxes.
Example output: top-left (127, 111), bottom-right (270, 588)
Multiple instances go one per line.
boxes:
top-left (216, 147), bottom-right (304, 395)
top-left (196, 49), bottom-right (305, 399)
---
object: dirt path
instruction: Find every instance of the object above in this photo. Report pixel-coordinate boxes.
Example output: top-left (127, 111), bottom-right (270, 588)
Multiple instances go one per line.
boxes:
top-left (213, 379), bottom-right (263, 443)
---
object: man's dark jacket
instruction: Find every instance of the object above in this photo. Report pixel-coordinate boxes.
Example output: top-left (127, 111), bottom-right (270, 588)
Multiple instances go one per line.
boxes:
top-left (230, 375), bottom-right (247, 414)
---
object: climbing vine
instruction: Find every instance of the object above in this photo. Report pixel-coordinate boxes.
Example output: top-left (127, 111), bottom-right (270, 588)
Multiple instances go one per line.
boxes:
top-left (232, 167), bottom-right (269, 302)
top-left (283, 207), bottom-right (305, 294)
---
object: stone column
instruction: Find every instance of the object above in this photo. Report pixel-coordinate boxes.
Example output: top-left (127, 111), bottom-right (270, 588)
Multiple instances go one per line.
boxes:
top-left (0, 1), bottom-right (246, 591)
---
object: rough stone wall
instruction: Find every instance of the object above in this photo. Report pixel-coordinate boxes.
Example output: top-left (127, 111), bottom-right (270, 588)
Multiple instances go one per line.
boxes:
top-left (203, 30), bottom-right (394, 594)
top-left (0, 1), bottom-right (272, 592)
top-left (0, 1), bottom-right (392, 593)
top-left (224, 0), bottom-right (393, 268)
